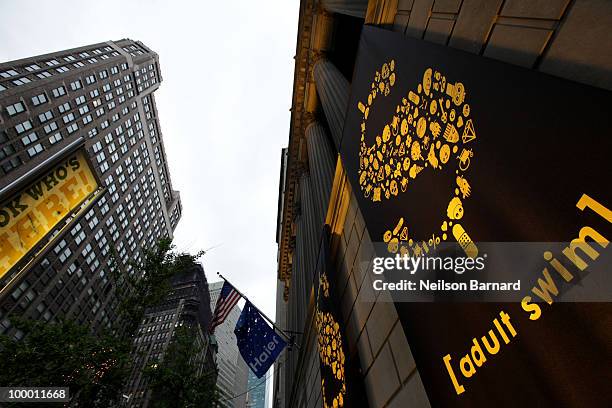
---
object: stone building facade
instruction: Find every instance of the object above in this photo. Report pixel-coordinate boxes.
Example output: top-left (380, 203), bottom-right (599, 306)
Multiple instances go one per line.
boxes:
top-left (273, 1), bottom-right (612, 407)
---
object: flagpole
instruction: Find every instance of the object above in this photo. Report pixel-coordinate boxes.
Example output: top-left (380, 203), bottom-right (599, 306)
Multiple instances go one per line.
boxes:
top-left (217, 272), bottom-right (299, 349)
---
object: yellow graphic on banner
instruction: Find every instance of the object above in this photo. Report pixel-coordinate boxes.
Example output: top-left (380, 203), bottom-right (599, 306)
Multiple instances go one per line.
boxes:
top-left (357, 62), bottom-right (478, 257)
top-left (0, 151), bottom-right (97, 278)
top-left (316, 271), bottom-right (346, 408)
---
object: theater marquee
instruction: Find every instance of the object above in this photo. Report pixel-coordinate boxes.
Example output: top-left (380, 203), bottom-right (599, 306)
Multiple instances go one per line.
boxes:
top-left (0, 150), bottom-right (98, 279)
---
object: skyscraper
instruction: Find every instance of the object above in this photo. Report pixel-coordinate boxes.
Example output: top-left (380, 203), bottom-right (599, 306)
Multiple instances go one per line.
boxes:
top-left (246, 369), bottom-right (267, 408)
top-left (125, 263), bottom-right (216, 407)
top-left (209, 281), bottom-right (249, 408)
top-left (0, 40), bottom-right (181, 337)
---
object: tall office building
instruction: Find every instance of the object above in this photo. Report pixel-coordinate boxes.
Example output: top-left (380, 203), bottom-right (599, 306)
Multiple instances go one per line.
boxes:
top-left (274, 0), bottom-right (612, 407)
top-left (0, 40), bottom-right (181, 337)
top-left (246, 369), bottom-right (267, 408)
top-left (209, 281), bottom-right (249, 408)
top-left (125, 263), bottom-right (217, 407)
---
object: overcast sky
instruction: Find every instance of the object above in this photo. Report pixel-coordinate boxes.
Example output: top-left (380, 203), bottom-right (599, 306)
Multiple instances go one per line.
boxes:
top-left (1, 0), bottom-right (299, 403)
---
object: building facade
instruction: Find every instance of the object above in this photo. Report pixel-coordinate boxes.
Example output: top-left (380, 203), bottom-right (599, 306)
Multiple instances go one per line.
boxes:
top-left (209, 281), bottom-right (249, 408)
top-left (274, 1), bottom-right (612, 408)
top-left (126, 263), bottom-right (216, 407)
top-left (246, 369), bottom-right (267, 408)
top-left (0, 40), bottom-right (181, 338)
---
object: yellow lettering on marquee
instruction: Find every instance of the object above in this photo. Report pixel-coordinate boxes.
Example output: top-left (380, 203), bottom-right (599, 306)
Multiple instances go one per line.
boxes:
top-left (0, 151), bottom-right (97, 278)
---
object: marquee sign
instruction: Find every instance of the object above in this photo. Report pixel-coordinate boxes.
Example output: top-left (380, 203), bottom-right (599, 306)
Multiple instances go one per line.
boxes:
top-left (340, 26), bottom-right (612, 406)
top-left (0, 150), bottom-right (98, 279)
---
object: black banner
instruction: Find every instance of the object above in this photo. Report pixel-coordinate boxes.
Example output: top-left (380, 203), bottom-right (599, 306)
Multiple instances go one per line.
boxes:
top-left (340, 26), bottom-right (612, 407)
top-left (315, 226), bottom-right (368, 408)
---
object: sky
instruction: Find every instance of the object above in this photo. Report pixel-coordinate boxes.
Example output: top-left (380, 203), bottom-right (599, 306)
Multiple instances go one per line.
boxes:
top-left (0, 0), bottom-right (300, 404)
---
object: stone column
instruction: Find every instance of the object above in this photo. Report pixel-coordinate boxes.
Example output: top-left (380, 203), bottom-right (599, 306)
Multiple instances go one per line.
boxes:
top-left (305, 122), bottom-right (336, 227)
top-left (322, 0), bottom-right (369, 18)
top-left (299, 173), bottom-right (320, 293)
top-left (313, 59), bottom-right (350, 149)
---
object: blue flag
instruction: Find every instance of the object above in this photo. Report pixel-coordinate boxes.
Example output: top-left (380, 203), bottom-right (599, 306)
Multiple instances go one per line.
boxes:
top-left (234, 301), bottom-right (287, 378)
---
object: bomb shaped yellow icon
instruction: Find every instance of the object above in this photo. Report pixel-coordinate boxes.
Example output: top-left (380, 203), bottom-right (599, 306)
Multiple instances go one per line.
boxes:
top-left (447, 197), bottom-right (464, 220)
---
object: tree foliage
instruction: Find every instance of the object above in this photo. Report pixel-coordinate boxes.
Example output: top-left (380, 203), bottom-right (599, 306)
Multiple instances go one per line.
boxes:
top-left (110, 238), bottom-right (204, 337)
top-left (0, 238), bottom-right (207, 406)
top-left (143, 325), bottom-right (219, 407)
top-left (0, 318), bottom-right (131, 407)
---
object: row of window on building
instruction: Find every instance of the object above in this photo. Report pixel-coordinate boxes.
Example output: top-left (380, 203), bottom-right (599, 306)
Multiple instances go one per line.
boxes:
top-left (0, 41), bottom-right (150, 93)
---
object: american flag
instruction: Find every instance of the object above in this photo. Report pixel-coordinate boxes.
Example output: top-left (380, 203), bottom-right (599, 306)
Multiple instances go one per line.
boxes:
top-left (209, 281), bottom-right (241, 332)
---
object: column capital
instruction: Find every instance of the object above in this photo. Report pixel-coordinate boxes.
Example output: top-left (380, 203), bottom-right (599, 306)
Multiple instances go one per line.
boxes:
top-left (308, 50), bottom-right (327, 81)
top-left (314, 2), bottom-right (333, 18)
top-left (302, 112), bottom-right (317, 131)
top-left (309, 49), bottom-right (327, 65)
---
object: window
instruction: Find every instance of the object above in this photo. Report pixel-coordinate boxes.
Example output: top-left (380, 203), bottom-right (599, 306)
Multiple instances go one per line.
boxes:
top-left (70, 80), bottom-right (82, 91)
top-left (36, 71), bottom-right (52, 79)
top-left (21, 132), bottom-right (38, 146)
top-left (82, 114), bottom-right (92, 125)
top-left (12, 77), bottom-right (32, 86)
top-left (49, 132), bottom-right (62, 144)
top-left (46, 59), bottom-right (59, 66)
top-left (63, 113), bottom-right (75, 124)
top-left (56, 66), bottom-right (69, 73)
top-left (111, 66), bottom-right (119, 75)
top-left (63, 55), bottom-right (76, 62)
top-left (102, 83), bottom-right (111, 92)
top-left (51, 86), bottom-right (66, 98)
top-left (75, 95), bottom-right (86, 105)
top-left (6, 102), bottom-right (25, 116)
top-left (27, 143), bottom-right (44, 157)
top-left (58, 102), bottom-right (71, 113)
top-left (79, 52), bottom-right (90, 58)
top-left (43, 122), bottom-right (58, 134)
top-left (0, 144), bottom-right (15, 160)
top-left (2, 156), bottom-right (21, 174)
top-left (38, 110), bottom-right (53, 123)
top-left (67, 123), bottom-right (78, 134)
top-left (90, 89), bottom-right (99, 98)
top-left (99, 70), bottom-right (108, 79)
top-left (11, 281), bottom-right (29, 300)
top-left (25, 64), bottom-right (40, 72)
top-left (0, 83), bottom-right (6, 92)
top-left (15, 120), bottom-right (33, 134)
top-left (31, 93), bottom-right (47, 106)
top-left (0, 69), bottom-right (18, 78)
top-left (73, 61), bottom-right (85, 68)
top-left (85, 74), bottom-right (96, 85)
